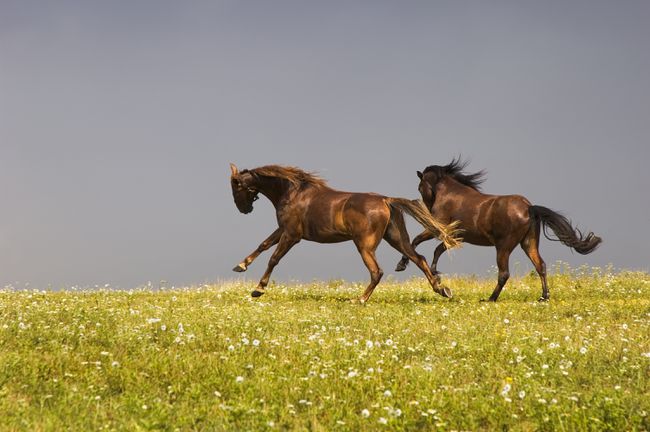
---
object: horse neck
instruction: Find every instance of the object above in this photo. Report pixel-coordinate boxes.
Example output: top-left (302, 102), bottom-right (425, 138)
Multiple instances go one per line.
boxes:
top-left (253, 176), bottom-right (296, 209)
top-left (437, 176), bottom-right (483, 197)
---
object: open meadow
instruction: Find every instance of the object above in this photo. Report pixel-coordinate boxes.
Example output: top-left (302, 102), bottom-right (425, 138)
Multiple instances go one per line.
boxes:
top-left (1, 265), bottom-right (649, 431)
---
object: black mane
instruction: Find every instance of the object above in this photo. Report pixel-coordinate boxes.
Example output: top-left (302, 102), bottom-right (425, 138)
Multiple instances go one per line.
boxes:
top-left (422, 157), bottom-right (486, 191)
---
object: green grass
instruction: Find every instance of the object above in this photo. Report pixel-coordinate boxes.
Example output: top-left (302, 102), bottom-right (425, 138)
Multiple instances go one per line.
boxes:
top-left (1, 266), bottom-right (649, 431)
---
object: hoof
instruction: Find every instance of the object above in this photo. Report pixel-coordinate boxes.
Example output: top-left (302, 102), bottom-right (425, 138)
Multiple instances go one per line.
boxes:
top-left (480, 297), bottom-right (497, 303)
top-left (233, 263), bottom-right (247, 273)
top-left (395, 262), bottom-right (407, 272)
top-left (251, 289), bottom-right (265, 298)
top-left (538, 296), bottom-right (550, 302)
top-left (351, 297), bottom-right (367, 305)
top-left (438, 286), bottom-right (452, 299)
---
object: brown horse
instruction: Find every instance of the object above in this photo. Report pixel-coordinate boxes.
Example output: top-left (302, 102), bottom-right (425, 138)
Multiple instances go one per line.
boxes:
top-left (229, 163), bottom-right (460, 303)
top-left (395, 158), bottom-right (602, 301)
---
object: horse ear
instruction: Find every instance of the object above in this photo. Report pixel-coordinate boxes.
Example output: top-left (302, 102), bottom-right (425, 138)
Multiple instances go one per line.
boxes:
top-left (417, 170), bottom-right (423, 179)
top-left (230, 163), bottom-right (239, 177)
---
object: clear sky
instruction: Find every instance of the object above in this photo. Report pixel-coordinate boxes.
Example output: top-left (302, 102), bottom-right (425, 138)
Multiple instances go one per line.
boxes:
top-left (2, 1), bottom-right (649, 289)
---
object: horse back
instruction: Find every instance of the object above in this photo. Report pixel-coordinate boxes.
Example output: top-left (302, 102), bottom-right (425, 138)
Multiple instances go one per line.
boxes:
top-left (298, 189), bottom-right (389, 243)
top-left (434, 188), bottom-right (531, 245)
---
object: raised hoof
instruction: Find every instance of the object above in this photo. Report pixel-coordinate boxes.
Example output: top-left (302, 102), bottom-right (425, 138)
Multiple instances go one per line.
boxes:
top-left (395, 261), bottom-right (407, 272)
top-left (251, 289), bottom-right (265, 298)
top-left (538, 296), bottom-right (550, 302)
top-left (438, 286), bottom-right (452, 299)
top-left (232, 263), bottom-right (247, 273)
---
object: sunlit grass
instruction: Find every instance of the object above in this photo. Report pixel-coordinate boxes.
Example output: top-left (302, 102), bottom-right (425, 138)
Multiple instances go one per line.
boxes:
top-left (1, 265), bottom-right (649, 431)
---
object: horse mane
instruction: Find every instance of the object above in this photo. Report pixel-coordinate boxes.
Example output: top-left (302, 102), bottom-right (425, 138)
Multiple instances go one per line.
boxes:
top-left (248, 165), bottom-right (328, 188)
top-left (422, 157), bottom-right (486, 191)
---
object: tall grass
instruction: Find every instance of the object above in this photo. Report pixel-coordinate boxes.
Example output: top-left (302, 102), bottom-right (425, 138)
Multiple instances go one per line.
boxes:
top-left (1, 266), bottom-right (648, 430)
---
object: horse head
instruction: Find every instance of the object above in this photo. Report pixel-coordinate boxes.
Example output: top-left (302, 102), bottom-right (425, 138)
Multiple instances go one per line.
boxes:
top-left (230, 163), bottom-right (259, 214)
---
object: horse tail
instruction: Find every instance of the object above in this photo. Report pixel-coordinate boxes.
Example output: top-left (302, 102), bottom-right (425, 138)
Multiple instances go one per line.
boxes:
top-left (387, 198), bottom-right (461, 250)
top-left (528, 205), bottom-right (602, 254)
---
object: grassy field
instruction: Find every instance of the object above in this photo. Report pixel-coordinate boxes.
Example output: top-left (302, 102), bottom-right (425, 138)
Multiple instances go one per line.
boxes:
top-left (1, 265), bottom-right (649, 431)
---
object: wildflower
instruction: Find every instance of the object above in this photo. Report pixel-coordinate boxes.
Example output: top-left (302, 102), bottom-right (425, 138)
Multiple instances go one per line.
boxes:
top-left (451, 341), bottom-right (457, 348)
top-left (542, 364), bottom-right (549, 369)
top-left (518, 390), bottom-right (526, 399)
top-left (242, 337), bottom-right (250, 345)
top-left (378, 417), bottom-right (388, 424)
top-left (252, 339), bottom-right (260, 346)
top-left (178, 323), bottom-right (185, 333)
top-left (366, 340), bottom-right (374, 349)
top-left (147, 318), bottom-right (161, 324)
top-left (111, 361), bottom-right (119, 367)
top-left (512, 347), bottom-right (519, 354)
top-left (100, 351), bottom-right (109, 356)
top-left (361, 409), bottom-right (370, 418)
top-left (536, 348), bottom-right (543, 355)
top-left (347, 371), bottom-right (358, 378)
top-left (501, 383), bottom-right (512, 396)
top-left (383, 390), bottom-right (392, 397)
top-left (160, 324), bottom-right (166, 331)
top-left (214, 391), bottom-right (222, 397)
top-left (228, 345), bottom-right (235, 351)
top-left (235, 376), bottom-right (244, 383)
top-left (580, 347), bottom-right (587, 354)
top-left (503, 318), bottom-right (510, 324)
top-left (385, 339), bottom-right (394, 346)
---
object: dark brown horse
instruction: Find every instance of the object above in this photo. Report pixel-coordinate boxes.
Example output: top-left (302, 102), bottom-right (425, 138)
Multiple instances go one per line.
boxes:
top-left (229, 163), bottom-right (460, 303)
top-left (395, 158), bottom-right (602, 301)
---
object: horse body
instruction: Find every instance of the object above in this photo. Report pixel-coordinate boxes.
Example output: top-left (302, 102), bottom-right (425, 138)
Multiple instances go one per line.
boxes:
top-left (396, 158), bottom-right (601, 301)
top-left (230, 163), bottom-right (460, 302)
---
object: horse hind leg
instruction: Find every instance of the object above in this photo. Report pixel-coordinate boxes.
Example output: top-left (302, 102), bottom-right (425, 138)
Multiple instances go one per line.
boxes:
top-left (356, 247), bottom-right (384, 303)
top-left (384, 216), bottom-right (451, 298)
top-left (521, 226), bottom-right (549, 301)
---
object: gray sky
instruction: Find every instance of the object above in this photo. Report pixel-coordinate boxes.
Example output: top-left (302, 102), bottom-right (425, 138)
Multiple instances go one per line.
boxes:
top-left (2, 1), bottom-right (649, 289)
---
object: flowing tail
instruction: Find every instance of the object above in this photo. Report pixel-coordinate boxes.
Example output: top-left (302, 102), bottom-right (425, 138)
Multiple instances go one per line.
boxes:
top-left (388, 198), bottom-right (461, 250)
top-left (528, 205), bottom-right (602, 254)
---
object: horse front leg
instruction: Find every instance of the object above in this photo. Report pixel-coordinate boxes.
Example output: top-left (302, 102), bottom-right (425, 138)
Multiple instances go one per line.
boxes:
top-left (429, 243), bottom-right (448, 283)
top-left (252, 235), bottom-right (300, 297)
top-left (484, 246), bottom-right (514, 302)
top-left (233, 228), bottom-right (282, 272)
top-left (395, 230), bottom-right (435, 271)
